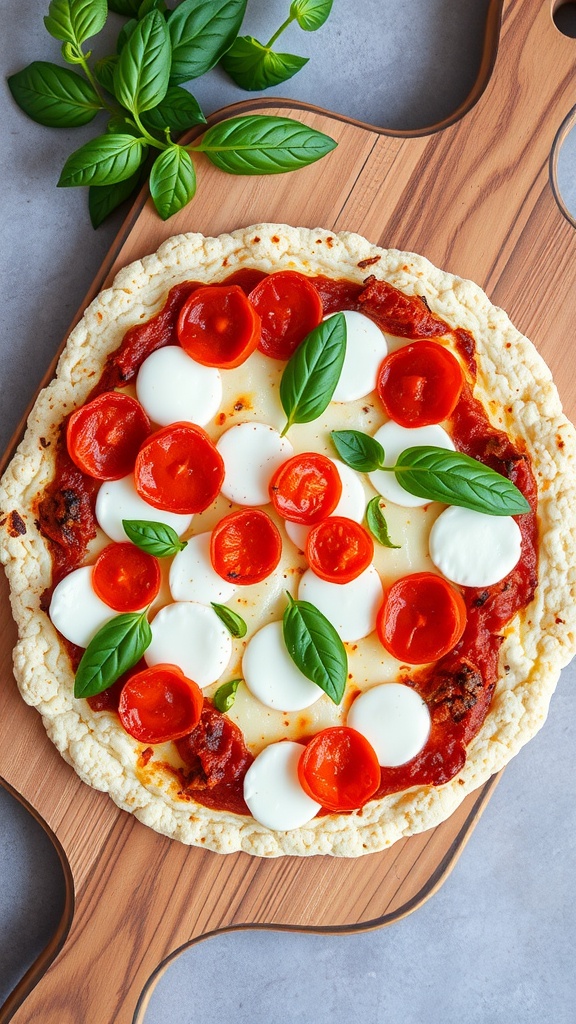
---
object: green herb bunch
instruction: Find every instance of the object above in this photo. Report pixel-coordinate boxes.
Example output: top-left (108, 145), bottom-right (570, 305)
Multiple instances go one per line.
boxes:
top-left (8, 0), bottom-right (337, 227)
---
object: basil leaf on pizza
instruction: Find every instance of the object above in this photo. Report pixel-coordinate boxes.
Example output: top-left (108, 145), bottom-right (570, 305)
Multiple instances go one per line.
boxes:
top-left (58, 133), bottom-right (147, 187)
top-left (291, 0), bottom-right (334, 31)
top-left (221, 36), bottom-right (308, 91)
top-left (396, 447), bottom-right (531, 515)
top-left (113, 9), bottom-right (171, 114)
top-left (7, 62), bottom-right (102, 128)
top-left (366, 496), bottom-right (400, 548)
top-left (122, 520), bottom-right (187, 556)
top-left (213, 678), bottom-right (241, 713)
top-left (74, 611), bottom-right (152, 699)
top-left (330, 429), bottom-right (385, 472)
top-left (283, 595), bottom-right (347, 705)
top-left (280, 312), bottom-right (346, 434)
top-left (168, 0), bottom-right (248, 84)
top-left (149, 146), bottom-right (197, 220)
top-left (211, 604), bottom-right (247, 639)
top-left (195, 115), bottom-right (338, 175)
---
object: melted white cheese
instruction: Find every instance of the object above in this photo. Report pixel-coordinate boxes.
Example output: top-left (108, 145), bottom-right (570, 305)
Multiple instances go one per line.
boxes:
top-left (169, 531), bottom-right (236, 604)
top-left (243, 740), bottom-right (321, 830)
top-left (243, 620), bottom-right (322, 711)
top-left (216, 421), bottom-right (293, 506)
top-left (49, 566), bottom-right (116, 647)
top-left (145, 602), bottom-right (232, 688)
top-left (347, 683), bottom-right (431, 766)
top-left (429, 505), bottom-right (522, 586)
top-left (298, 564), bottom-right (383, 643)
top-left (96, 475), bottom-right (193, 543)
top-left (135, 346), bottom-right (222, 427)
top-left (328, 310), bottom-right (389, 402)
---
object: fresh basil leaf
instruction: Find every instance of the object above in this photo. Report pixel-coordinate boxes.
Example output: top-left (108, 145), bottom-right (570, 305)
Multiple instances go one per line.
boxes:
top-left (365, 496), bottom-right (400, 548)
top-left (210, 604), bottom-right (247, 639)
top-left (58, 133), bottom-right (147, 187)
top-left (74, 610), bottom-right (151, 698)
top-left (61, 41), bottom-right (84, 64)
top-left (106, 114), bottom-right (141, 135)
top-left (114, 9), bottom-right (171, 114)
top-left (196, 114), bottom-right (337, 174)
top-left (139, 0), bottom-right (167, 17)
top-left (117, 17), bottom-right (138, 52)
top-left (283, 595), bottom-right (347, 705)
top-left (94, 54), bottom-right (119, 93)
top-left (221, 36), bottom-right (308, 91)
top-left (290, 0), bottom-right (333, 31)
top-left (212, 678), bottom-right (241, 713)
top-left (149, 145), bottom-right (196, 219)
top-left (395, 446), bottom-right (531, 515)
top-left (7, 61), bottom-right (101, 128)
top-left (122, 519), bottom-right (187, 556)
top-left (44, 0), bottom-right (108, 46)
top-left (279, 313), bottom-right (346, 434)
top-left (168, 0), bottom-right (248, 83)
top-left (108, 0), bottom-right (141, 14)
top-left (89, 170), bottom-right (143, 227)
top-left (330, 429), bottom-right (385, 473)
top-left (141, 85), bottom-right (206, 135)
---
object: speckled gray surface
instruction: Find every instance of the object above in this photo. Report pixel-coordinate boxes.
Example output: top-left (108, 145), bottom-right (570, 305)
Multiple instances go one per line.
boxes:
top-left (1, 2), bottom-right (576, 1021)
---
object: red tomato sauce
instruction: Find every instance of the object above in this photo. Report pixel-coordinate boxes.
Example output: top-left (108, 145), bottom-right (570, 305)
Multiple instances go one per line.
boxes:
top-left (37, 269), bottom-right (538, 809)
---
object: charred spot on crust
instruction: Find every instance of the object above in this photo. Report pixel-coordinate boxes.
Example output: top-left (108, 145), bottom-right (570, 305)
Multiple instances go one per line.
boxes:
top-left (39, 437), bottom-right (51, 449)
top-left (357, 255), bottom-right (381, 269)
top-left (5, 510), bottom-right (27, 537)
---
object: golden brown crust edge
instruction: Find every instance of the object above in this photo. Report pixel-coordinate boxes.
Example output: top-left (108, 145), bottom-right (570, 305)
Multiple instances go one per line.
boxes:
top-left (1, 223), bottom-right (576, 857)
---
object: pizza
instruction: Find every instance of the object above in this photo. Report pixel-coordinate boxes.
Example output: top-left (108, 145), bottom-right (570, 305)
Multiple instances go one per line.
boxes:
top-left (1, 223), bottom-right (575, 858)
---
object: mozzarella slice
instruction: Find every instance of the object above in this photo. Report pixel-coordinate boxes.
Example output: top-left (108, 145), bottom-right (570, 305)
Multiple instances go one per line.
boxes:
top-left (169, 532), bottom-right (235, 604)
top-left (429, 505), bottom-right (522, 586)
top-left (327, 310), bottom-right (388, 402)
top-left (243, 621), bottom-right (322, 711)
top-left (369, 421), bottom-right (456, 507)
top-left (96, 475), bottom-right (193, 543)
top-left (216, 421), bottom-right (293, 506)
top-left (145, 602), bottom-right (232, 688)
top-left (135, 346), bottom-right (222, 427)
top-left (243, 741), bottom-right (321, 830)
top-left (347, 683), bottom-right (431, 766)
top-left (298, 565), bottom-right (383, 642)
top-left (49, 566), bottom-right (116, 648)
top-left (285, 459), bottom-right (365, 551)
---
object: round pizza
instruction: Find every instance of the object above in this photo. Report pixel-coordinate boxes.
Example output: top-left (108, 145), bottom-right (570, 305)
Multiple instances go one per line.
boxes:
top-left (1, 224), bottom-right (575, 858)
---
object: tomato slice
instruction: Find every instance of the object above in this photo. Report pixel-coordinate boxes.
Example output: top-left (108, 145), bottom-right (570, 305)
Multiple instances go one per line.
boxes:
top-left (134, 422), bottom-right (224, 514)
top-left (269, 453), bottom-right (342, 524)
top-left (298, 727), bottom-right (381, 812)
top-left (118, 664), bottom-right (203, 744)
top-left (377, 341), bottom-right (464, 427)
top-left (92, 542), bottom-right (161, 612)
top-left (306, 516), bottom-right (374, 584)
top-left (377, 572), bottom-right (467, 664)
top-left (67, 392), bottom-right (150, 480)
top-left (210, 509), bottom-right (282, 585)
top-left (177, 285), bottom-right (261, 369)
top-left (248, 271), bottom-right (323, 360)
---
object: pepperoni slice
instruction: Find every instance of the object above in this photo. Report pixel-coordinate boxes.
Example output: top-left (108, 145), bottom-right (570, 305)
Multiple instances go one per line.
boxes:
top-left (248, 271), bottom-right (323, 360)
top-left (134, 422), bottom-right (224, 514)
top-left (269, 453), bottom-right (342, 524)
top-left (67, 392), bottom-right (150, 480)
top-left (377, 572), bottom-right (467, 664)
top-left (210, 509), bottom-right (282, 585)
top-left (298, 727), bottom-right (381, 812)
top-left (306, 516), bottom-right (374, 584)
top-left (118, 664), bottom-right (203, 743)
top-left (177, 285), bottom-right (261, 369)
top-left (92, 542), bottom-right (161, 612)
top-left (377, 341), bottom-right (463, 427)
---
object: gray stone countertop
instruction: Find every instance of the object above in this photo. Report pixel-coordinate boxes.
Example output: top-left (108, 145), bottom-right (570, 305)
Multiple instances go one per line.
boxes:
top-left (1, 2), bottom-right (576, 1022)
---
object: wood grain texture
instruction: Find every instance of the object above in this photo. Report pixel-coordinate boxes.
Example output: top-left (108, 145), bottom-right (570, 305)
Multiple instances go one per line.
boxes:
top-left (1, 0), bottom-right (576, 1020)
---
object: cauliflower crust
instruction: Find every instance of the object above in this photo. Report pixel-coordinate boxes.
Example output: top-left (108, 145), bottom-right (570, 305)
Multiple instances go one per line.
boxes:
top-left (1, 224), bottom-right (576, 857)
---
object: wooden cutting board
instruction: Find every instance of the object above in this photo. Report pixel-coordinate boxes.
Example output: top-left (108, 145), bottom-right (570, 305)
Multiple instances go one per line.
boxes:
top-left (2, 1), bottom-right (576, 1021)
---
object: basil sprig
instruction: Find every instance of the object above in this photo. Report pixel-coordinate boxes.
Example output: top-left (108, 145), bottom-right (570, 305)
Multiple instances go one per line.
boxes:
top-left (365, 496), bottom-right (400, 548)
top-left (280, 313), bottom-right (346, 435)
top-left (74, 610), bottom-right (151, 698)
top-left (331, 430), bottom-right (530, 517)
top-left (282, 594), bottom-right (347, 705)
top-left (213, 678), bottom-right (241, 712)
top-left (122, 519), bottom-right (187, 556)
top-left (9, 2), bottom-right (337, 226)
top-left (211, 603), bottom-right (247, 638)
